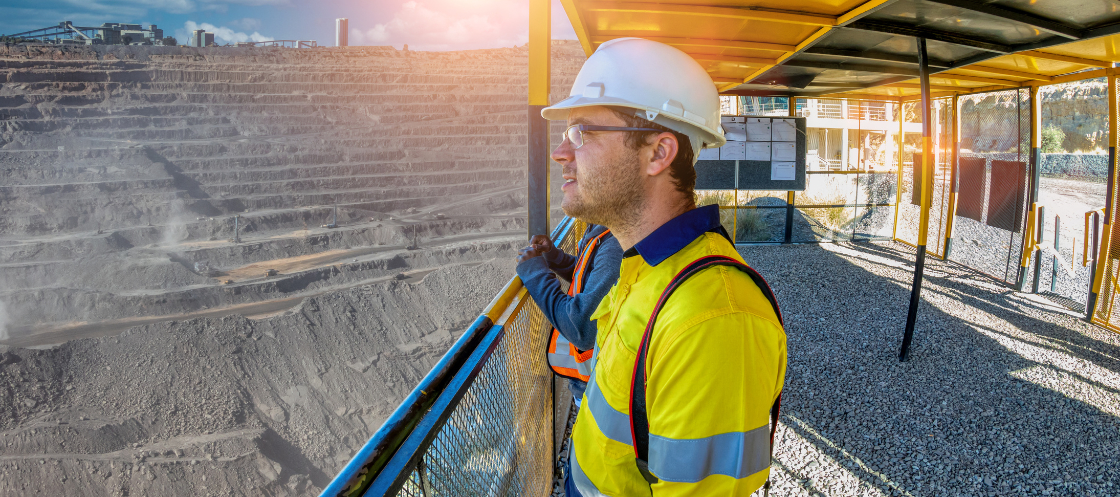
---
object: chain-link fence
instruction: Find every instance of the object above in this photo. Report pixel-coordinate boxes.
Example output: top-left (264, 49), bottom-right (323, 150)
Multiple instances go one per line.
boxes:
top-left (946, 88), bottom-right (1032, 284)
top-left (1030, 78), bottom-right (1110, 312)
top-left (1093, 78), bottom-right (1120, 328)
top-left (894, 98), bottom-right (954, 255)
top-left (792, 99), bottom-right (899, 242)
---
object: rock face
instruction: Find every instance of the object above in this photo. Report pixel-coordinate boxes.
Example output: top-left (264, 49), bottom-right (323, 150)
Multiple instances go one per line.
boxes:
top-left (0, 42), bottom-right (584, 330)
top-left (0, 42), bottom-right (586, 495)
top-left (0, 259), bottom-right (515, 496)
top-left (958, 80), bottom-right (1108, 153)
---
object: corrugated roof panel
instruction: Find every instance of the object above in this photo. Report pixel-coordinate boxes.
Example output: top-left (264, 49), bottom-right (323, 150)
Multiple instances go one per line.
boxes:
top-left (867, 0), bottom-right (1053, 46)
top-left (560, 0), bottom-right (1120, 97)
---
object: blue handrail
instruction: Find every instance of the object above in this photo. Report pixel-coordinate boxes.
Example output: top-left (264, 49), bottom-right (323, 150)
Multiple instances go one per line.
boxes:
top-left (321, 216), bottom-right (576, 496)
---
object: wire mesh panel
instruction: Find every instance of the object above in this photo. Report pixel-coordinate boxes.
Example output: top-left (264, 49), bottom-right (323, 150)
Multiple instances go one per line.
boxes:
top-left (947, 89), bottom-right (1032, 284)
top-left (894, 98), bottom-right (953, 253)
top-left (366, 220), bottom-right (585, 497)
top-left (413, 302), bottom-right (554, 497)
top-left (792, 99), bottom-right (899, 242)
top-left (1094, 79), bottom-right (1120, 328)
top-left (1034, 79), bottom-right (1109, 311)
top-left (735, 190), bottom-right (790, 243)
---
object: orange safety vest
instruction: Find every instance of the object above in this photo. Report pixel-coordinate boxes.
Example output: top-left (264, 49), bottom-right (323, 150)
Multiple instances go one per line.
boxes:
top-left (547, 229), bottom-right (612, 382)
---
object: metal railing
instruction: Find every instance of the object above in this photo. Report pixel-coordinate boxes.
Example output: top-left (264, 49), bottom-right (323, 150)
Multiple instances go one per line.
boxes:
top-left (322, 217), bottom-right (583, 497)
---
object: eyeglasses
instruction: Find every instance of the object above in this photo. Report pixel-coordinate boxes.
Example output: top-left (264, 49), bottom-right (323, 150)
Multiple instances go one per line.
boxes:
top-left (563, 124), bottom-right (665, 149)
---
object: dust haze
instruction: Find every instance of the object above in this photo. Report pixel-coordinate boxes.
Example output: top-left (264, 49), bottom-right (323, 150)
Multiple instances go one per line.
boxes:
top-left (0, 41), bottom-right (584, 494)
top-left (0, 300), bottom-right (10, 340)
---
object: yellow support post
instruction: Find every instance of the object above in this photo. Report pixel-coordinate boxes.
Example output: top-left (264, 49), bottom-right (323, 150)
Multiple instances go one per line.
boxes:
top-left (1089, 74), bottom-right (1117, 320)
top-left (527, 0), bottom-right (551, 238)
top-left (786, 96), bottom-right (797, 244)
top-left (1017, 85), bottom-right (1044, 291)
top-left (900, 38), bottom-right (934, 362)
top-left (893, 101), bottom-right (904, 241)
top-left (941, 94), bottom-right (959, 259)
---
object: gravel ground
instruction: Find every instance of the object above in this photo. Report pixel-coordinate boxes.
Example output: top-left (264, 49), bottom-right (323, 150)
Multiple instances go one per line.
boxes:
top-left (734, 241), bottom-right (1120, 496)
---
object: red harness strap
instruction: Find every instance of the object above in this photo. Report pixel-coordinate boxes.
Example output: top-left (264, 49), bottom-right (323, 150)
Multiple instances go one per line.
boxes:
top-left (628, 255), bottom-right (784, 488)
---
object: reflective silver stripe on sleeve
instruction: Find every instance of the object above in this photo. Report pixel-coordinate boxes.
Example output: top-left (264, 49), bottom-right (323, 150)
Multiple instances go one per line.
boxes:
top-left (584, 371), bottom-right (633, 445)
top-left (569, 440), bottom-right (609, 497)
top-left (647, 424), bottom-right (771, 483)
top-left (548, 352), bottom-right (580, 370)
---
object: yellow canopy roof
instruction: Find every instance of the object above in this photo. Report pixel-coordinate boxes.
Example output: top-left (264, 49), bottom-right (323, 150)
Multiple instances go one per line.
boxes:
top-left (558, 0), bottom-right (1120, 99)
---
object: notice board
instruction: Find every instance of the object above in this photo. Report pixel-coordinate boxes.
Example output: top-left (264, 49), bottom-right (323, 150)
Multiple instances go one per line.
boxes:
top-left (694, 116), bottom-right (807, 191)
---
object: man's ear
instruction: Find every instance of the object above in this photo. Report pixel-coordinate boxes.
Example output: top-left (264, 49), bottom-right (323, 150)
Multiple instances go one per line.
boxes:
top-left (644, 132), bottom-right (678, 176)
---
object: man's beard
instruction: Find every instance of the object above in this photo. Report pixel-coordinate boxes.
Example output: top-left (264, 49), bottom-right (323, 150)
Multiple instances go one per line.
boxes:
top-left (561, 151), bottom-right (646, 228)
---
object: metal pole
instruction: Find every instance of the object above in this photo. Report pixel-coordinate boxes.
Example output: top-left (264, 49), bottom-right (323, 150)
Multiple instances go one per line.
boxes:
top-left (1026, 86), bottom-right (1044, 292)
top-left (893, 101), bottom-right (905, 241)
top-left (943, 94), bottom-right (960, 259)
top-left (1088, 212), bottom-right (1100, 321)
top-left (1088, 73), bottom-right (1117, 320)
top-left (1051, 215), bottom-right (1060, 293)
top-left (853, 101), bottom-right (862, 240)
top-left (1033, 206), bottom-right (1045, 293)
top-left (900, 38), bottom-right (933, 362)
top-left (527, 0), bottom-right (551, 238)
top-left (786, 97), bottom-right (797, 244)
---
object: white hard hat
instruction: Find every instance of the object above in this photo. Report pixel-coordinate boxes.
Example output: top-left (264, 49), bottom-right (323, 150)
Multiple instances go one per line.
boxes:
top-left (542, 37), bottom-right (726, 159)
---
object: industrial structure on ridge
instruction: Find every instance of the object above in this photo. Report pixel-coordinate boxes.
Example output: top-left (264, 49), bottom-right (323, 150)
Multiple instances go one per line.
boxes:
top-left (2, 21), bottom-right (318, 48)
top-left (2, 21), bottom-right (166, 45)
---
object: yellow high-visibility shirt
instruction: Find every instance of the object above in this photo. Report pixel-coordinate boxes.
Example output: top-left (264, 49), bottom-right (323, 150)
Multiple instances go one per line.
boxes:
top-left (569, 204), bottom-right (787, 496)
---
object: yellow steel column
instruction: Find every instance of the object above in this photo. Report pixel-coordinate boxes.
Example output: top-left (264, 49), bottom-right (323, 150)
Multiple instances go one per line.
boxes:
top-left (941, 94), bottom-right (960, 259)
top-left (785, 96), bottom-right (797, 243)
top-left (900, 38), bottom-right (934, 362)
top-left (1089, 73), bottom-right (1117, 319)
top-left (1017, 86), bottom-right (1044, 291)
top-left (527, 0), bottom-right (551, 238)
top-left (893, 101), bottom-right (904, 241)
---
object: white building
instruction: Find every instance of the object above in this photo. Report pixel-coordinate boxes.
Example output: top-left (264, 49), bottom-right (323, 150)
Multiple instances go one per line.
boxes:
top-left (336, 18), bottom-right (348, 47)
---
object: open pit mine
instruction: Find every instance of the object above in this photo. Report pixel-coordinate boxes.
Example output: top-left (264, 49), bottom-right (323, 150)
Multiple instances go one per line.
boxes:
top-left (0, 41), bottom-right (585, 495)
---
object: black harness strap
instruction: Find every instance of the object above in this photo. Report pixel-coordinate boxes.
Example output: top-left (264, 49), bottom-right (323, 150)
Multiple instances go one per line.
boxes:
top-left (628, 255), bottom-right (784, 487)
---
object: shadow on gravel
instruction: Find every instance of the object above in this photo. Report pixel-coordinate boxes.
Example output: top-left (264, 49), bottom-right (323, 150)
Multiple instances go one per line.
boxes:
top-left (740, 241), bottom-right (1120, 496)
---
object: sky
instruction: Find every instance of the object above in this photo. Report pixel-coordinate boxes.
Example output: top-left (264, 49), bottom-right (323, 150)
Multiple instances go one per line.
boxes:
top-left (0, 0), bottom-right (578, 51)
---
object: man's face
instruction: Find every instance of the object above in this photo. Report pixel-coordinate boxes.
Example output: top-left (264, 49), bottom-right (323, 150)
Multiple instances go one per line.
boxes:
top-left (552, 107), bottom-right (646, 227)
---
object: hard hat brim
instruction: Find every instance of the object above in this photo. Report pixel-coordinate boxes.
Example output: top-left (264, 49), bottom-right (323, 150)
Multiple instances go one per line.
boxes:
top-left (541, 95), bottom-right (727, 149)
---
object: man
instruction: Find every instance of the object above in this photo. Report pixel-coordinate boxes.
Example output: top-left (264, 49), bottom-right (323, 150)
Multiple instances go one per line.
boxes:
top-left (541, 38), bottom-right (787, 496)
top-left (516, 222), bottom-right (622, 402)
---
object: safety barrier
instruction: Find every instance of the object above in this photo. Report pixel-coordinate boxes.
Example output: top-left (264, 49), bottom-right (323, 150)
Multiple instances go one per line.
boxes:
top-left (321, 217), bottom-right (584, 497)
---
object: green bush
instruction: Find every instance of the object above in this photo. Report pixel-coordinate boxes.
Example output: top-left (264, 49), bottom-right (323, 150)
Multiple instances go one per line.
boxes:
top-left (1041, 125), bottom-right (1065, 153)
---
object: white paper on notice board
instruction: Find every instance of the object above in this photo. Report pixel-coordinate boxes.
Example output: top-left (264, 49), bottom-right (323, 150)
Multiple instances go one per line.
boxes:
top-left (698, 147), bottom-right (720, 160)
top-left (772, 119), bottom-right (796, 141)
top-left (772, 142), bottom-right (796, 161)
top-left (771, 161), bottom-right (795, 181)
top-left (745, 142), bottom-right (770, 161)
top-left (746, 118), bottom-right (771, 141)
top-left (719, 141), bottom-right (746, 160)
top-left (723, 122), bottom-right (747, 141)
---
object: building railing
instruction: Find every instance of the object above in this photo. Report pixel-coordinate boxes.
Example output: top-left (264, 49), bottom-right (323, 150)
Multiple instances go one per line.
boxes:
top-left (321, 217), bottom-right (582, 497)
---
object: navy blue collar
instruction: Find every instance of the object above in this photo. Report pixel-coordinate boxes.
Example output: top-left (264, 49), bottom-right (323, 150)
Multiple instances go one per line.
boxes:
top-left (622, 204), bottom-right (729, 266)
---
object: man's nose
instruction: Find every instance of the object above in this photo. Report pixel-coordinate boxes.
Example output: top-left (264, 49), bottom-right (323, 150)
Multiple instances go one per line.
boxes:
top-left (552, 134), bottom-right (574, 165)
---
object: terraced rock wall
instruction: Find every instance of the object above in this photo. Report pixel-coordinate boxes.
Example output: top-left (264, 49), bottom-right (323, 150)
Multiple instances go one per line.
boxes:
top-left (0, 42), bottom-right (584, 332)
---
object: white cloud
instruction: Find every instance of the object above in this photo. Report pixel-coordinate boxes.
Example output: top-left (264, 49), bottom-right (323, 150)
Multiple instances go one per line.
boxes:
top-left (229, 17), bottom-right (262, 32)
top-left (348, 0), bottom-right (530, 51)
top-left (177, 21), bottom-right (273, 45)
